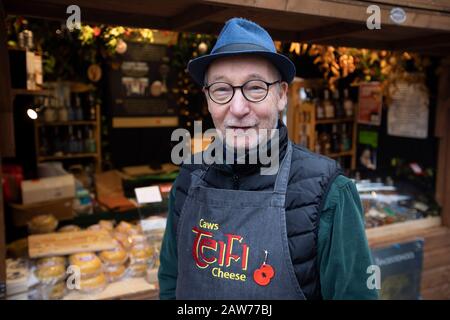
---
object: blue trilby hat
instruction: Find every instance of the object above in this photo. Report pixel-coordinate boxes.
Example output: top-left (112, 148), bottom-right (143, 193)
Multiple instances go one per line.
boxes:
top-left (187, 17), bottom-right (296, 86)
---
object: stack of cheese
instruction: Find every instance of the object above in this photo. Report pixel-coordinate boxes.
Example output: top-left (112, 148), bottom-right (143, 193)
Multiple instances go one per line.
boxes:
top-left (34, 256), bottom-right (67, 300)
top-left (113, 221), bottom-right (153, 278)
top-left (69, 252), bottom-right (106, 294)
top-left (99, 239), bottom-right (128, 282)
top-left (128, 234), bottom-right (153, 277)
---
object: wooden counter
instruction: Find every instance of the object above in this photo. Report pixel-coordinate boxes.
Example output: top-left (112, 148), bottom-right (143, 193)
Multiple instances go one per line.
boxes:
top-left (64, 277), bottom-right (159, 300)
top-left (367, 217), bottom-right (450, 299)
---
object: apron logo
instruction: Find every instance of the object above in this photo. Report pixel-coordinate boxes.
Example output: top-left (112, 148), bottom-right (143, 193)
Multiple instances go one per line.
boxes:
top-left (192, 220), bottom-right (250, 282)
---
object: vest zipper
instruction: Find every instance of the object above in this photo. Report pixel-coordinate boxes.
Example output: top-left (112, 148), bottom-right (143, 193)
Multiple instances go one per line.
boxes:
top-left (232, 174), bottom-right (239, 190)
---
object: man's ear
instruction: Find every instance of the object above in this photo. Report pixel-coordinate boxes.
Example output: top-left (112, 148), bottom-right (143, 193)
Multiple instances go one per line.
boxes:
top-left (277, 82), bottom-right (289, 112)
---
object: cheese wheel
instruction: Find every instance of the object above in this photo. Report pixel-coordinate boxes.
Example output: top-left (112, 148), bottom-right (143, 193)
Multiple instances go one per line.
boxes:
top-left (130, 234), bottom-right (146, 244)
top-left (58, 225), bottom-right (81, 233)
top-left (69, 252), bottom-right (102, 278)
top-left (36, 256), bottom-right (66, 268)
top-left (28, 214), bottom-right (58, 234)
top-left (99, 241), bottom-right (128, 265)
top-left (35, 264), bottom-right (66, 283)
top-left (99, 220), bottom-right (114, 232)
top-left (128, 263), bottom-right (147, 277)
top-left (115, 221), bottom-right (133, 234)
top-left (87, 224), bottom-right (102, 231)
top-left (45, 281), bottom-right (66, 300)
top-left (130, 243), bottom-right (153, 262)
top-left (79, 272), bottom-right (107, 293)
top-left (113, 232), bottom-right (132, 250)
top-left (104, 264), bottom-right (127, 282)
top-left (127, 224), bottom-right (143, 235)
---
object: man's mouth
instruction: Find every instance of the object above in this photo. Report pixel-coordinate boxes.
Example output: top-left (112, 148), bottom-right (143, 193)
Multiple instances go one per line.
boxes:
top-left (226, 126), bottom-right (255, 134)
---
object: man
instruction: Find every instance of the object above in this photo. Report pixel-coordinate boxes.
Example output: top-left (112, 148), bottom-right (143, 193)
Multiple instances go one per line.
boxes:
top-left (158, 17), bottom-right (378, 300)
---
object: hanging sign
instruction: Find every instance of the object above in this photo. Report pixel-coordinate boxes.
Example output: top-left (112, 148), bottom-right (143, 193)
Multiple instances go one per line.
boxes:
top-left (358, 82), bottom-right (383, 126)
top-left (387, 81), bottom-right (429, 139)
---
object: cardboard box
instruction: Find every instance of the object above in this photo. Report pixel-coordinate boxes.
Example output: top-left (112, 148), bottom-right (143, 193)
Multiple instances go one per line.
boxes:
top-left (21, 174), bottom-right (75, 205)
top-left (10, 197), bottom-right (75, 227)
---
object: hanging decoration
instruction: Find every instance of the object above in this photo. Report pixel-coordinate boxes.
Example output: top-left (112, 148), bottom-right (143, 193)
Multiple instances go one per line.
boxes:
top-left (286, 42), bottom-right (431, 95)
top-left (169, 32), bottom-right (216, 130)
top-left (5, 16), bottom-right (160, 82)
top-left (87, 64), bottom-right (102, 82)
top-left (115, 39), bottom-right (128, 54)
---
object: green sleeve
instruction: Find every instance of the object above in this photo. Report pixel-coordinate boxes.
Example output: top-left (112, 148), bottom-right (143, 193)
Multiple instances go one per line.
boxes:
top-left (318, 175), bottom-right (379, 300)
top-left (157, 186), bottom-right (178, 300)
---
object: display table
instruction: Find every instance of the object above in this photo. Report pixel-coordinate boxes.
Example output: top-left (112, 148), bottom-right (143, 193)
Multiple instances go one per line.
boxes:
top-left (64, 277), bottom-right (159, 300)
top-left (367, 217), bottom-right (450, 299)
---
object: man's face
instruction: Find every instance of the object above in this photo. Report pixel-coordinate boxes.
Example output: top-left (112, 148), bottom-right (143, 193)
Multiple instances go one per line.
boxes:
top-left (204, 55), bottom-right (288, 150)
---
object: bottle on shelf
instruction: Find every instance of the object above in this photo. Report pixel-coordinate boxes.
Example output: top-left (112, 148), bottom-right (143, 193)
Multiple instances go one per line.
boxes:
top-left (68, 126), bottom-right (77, 154)
top-left (76, 128), bottom-right (84, 153)
top-left (323, 89), bottom-right (335, 119)
top-left (43, 97), bottom-right (56, 122)
top-left (341, 124), bottom-right (351, 152)
top-left (85, 128), bottom-right (96, 154)
top-left (316, 96), bottom-right (325, 120)
top-left (343, 88), bottom-right (354, 118)
top-left (58, 97), bottom-right (69, 122)
top-left (53, 127), bottom-right (63, 156)
top-left (333, 89), bottom-right (345, 119)
top-left (38, 127), bottom-right (49, 156)
top-left (74, 95), bottom-right (83, 121)
top-left (319, 130), bottom-right (331, 155)
top-left (66, 95), bottom-right (75, 121)
top-left (331, 124), bottom-right (340, 153)
top-left (314, 132), bottom-right (321, 154)
top-left (88, 93), bottom-right (96, 121)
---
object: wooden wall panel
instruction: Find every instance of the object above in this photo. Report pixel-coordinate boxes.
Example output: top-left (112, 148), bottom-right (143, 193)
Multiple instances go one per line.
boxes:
top-left (0, 0), bottom-right (15, 157)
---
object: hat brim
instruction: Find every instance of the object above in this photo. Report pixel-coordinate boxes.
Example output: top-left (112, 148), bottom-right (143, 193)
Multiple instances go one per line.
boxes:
top-left (187, 50), bottom-right (296, 86)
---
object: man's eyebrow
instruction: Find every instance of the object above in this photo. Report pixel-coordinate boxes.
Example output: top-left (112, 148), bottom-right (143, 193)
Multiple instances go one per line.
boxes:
top-left (245, 73), bottom-right (266, 80)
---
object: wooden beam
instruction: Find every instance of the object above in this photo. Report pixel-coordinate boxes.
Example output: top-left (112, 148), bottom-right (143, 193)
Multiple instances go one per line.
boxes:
top-left (442, 107), bottom-right (450, 228)
top-left (295, 22), bottom-right (363, 43)
top-left (3, 0), bottom-right (171, 29)
top-left (0, 157), bottom-right (4, 299)
top-left (169, 4), bottom-right (230, 30)
top-left (205, 0), bottom-right (450, 32)
top-left (391, 33), bottom-right (450, 51)
top-left (434, 58), bottom-right (450, 227)
top-left (0, 0), bottom-right (8, 299)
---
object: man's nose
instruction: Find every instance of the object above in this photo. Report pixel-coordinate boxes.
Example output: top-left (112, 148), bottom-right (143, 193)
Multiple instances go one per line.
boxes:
top-left (228, 88), bottom-right (250, 117)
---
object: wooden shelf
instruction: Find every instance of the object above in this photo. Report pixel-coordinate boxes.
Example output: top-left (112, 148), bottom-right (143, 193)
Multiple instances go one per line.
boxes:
top-left (36, 120), bottom-right (97, 126)
top-left (288, 79), bottom-right (358, 171)
top-left (316, 117), bottom-right (355, 125)
top-left (38, 153), bottom-right (99, 161)
top-left (11, 88), bottom-right (52, 97)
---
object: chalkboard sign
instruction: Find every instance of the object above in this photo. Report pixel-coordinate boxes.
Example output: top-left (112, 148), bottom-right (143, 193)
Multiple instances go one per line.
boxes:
top-left (371, 239), bottom-right (424, 300)
top-left (108, 42), bottom-right (176, 117)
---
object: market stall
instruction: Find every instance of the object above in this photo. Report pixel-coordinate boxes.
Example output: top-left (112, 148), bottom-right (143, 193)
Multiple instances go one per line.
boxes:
top-left (1, 0), bottom-right (450, 300)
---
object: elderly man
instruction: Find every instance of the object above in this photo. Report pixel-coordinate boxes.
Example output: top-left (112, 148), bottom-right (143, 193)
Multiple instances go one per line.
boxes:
top-left (158, 17), bottom-right (378, 300)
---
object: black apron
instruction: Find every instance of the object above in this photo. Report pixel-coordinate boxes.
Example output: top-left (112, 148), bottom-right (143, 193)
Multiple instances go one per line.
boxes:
top-left (176, 142), bottom-right (305, 299)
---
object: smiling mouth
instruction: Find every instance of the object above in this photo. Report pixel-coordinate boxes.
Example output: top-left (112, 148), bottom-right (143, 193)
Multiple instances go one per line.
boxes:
top-left (226, 126), bottom-right (255, 134)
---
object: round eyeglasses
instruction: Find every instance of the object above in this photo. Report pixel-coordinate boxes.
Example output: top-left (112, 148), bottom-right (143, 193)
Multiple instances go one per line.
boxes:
top-left (204, 79), bottom-right (281, 104)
